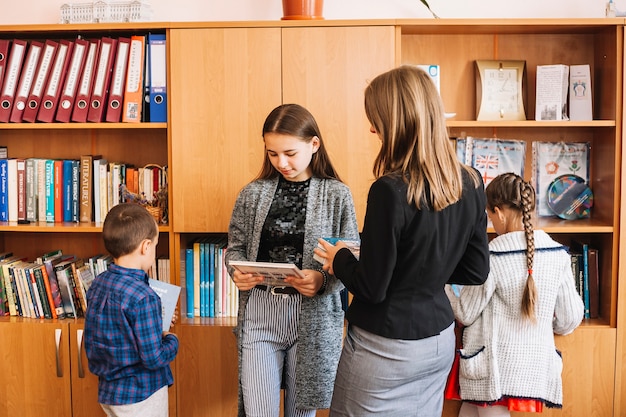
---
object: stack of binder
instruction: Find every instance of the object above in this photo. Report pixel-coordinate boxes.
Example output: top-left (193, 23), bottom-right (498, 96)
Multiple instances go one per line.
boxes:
top-left (0, 33), bottom-right (167, 124)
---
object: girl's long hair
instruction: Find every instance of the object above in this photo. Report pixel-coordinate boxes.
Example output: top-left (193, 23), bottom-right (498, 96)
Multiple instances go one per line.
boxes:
top-left (486, 172), bottom-right (538, 322)
top-left (256, 103), bottom-right (341, 181)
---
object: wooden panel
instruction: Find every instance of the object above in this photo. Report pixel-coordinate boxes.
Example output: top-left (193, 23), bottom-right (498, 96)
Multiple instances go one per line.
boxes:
top-left (0, 320), bottom-right (72, 417)
top-left (282, 25), bottom-right (396, 229)
top-left (169, 28), bottom-right (282, 233)
top-left (176, 324), bottom-right (238, 416)
top-left (68, 322), bottom-right (106, 417)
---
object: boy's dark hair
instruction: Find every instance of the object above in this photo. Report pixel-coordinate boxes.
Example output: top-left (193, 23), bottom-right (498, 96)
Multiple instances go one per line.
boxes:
top-left (102, 203), bottom-right (158, 259)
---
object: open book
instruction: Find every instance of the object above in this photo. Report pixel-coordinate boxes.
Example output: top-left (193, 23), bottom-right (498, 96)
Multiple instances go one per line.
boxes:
top-left (229, 260), bottom-right (305, 287)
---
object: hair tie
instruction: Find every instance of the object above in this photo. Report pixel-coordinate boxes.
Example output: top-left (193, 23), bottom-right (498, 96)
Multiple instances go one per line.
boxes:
top-left (528, 269), bottom-right (533, 275)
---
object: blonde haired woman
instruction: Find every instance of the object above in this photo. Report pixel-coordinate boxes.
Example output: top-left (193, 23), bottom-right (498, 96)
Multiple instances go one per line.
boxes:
top-left (316, 65), bottom-right (490, 416)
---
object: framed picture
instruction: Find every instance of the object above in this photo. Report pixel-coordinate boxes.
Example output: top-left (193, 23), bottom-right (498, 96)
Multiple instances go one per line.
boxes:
top-left (475, 60), bottom-right (527, 121)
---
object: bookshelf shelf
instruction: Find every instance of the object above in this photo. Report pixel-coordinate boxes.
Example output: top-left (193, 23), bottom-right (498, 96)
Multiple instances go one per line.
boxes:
top-left (0, 123), bottom-right (167, 130)
top-left (447, 120), bottom-right (616, 128)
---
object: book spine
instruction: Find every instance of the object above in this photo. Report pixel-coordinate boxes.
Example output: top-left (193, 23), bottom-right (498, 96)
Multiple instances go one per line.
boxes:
top-left (71, 160), bottom-right (80, 222)
top-left (31, 266), bottom-right (52, 319)
top-left (2, 264), bottom-right (17, 316)
top-left (582, 244), bottom-right (590, 319)
top-left (79, 155), bottom-right (93, 222)
top-left (185, 248), bottom-right (194, 318)
top-left (44, 260), bottom-right (66, 319)
top-left (45, 160), bottom-right (55, 223)
top-left (37, 264), bottom-right (58, 319)
top-left (0, 159), bottom-right (8, 222)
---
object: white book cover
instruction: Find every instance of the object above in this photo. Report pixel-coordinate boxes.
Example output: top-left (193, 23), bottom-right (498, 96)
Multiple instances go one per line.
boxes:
top-left (535, 64), bottom-right (569, 121)
top-left (532, 141), bottom-right (590, 216)
top-left (149, 278), bottom-right (181, 332)
top-left (569, 64), bottom-right (592, 121)
top-left (229, 260), bottom-right (305, 287)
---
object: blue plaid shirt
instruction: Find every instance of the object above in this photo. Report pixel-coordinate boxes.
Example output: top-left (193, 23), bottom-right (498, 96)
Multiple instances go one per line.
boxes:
top-left (85, 263), bottom-right (178, 405)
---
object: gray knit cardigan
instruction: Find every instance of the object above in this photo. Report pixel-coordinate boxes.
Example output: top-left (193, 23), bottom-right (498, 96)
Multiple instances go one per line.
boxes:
top-left (225, 176), bottom-right (359, 417)
top-left (446, 230), bottom-right (584, 407)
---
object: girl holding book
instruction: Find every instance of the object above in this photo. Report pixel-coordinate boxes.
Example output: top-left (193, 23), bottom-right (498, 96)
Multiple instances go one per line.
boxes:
top-left (225, 103), bottom-right (359, 417)
top-left (446, 172), bottom-right (584, 416)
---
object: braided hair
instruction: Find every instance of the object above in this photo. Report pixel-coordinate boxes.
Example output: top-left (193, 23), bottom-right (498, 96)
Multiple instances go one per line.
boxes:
top-left (485, 173), bottom-right (537, 322)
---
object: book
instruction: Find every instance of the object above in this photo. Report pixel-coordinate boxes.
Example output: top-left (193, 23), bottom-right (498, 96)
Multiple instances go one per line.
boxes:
top-left (532, 141), bottom-right (590, 217)
top-left (36, 261), bottom-right (57, 319)
top-left (456, 137), bottom-right (526, 188)
top-left (54, 258), bottom-right (79, 318)
top-left (313, 237), bottom-right (361, 264)
top-left (149, 278), bottom-right (181, 332)
top-left (570, 240), bottom-right (590, 319)
top-left (587, 247), bottom-right (600, 319)
top-left (75, 262), bottom-right (95, 311)
top-left (79, 154), bottom-right (99, 222)
top-left (228, 260), bottom-right (305, 287)
top-left (0, 159), bottom-right (8, 221)
top-left (42, 253), bottom-right (74, 319)
top-left (25, 158), bottom-right (38, 222)
top-left (185, 248), bottom-right (194, 318)
top-left (569, 64), bottom-right (592, 121)
top-left (535, 64), bottom-right (569, 121)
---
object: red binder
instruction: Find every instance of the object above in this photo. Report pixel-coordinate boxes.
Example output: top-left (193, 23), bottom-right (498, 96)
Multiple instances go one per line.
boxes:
top-left (22, 40), bottom-right (59, 123)
top-left (55, 38), bottom-right (89, 123)
top-left (87, 37), bottom-right (117, 123)
top-left (0, 39), bottom-right (28, 123)
top-left (10, 41), bottom-right (44, 123)
top-left (0, 40), bottom-right (11, 98)
top-left (37, 40), bottom-right (74, 123)
top-left (105, 37), bottom-right (130, 122)
top-left (71, 38), bottom-right (100, 123)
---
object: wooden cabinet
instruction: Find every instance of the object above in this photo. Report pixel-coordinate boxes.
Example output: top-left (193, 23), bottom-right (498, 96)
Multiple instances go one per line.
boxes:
top-left (0, 319), bottom-right (104, 417)
top-left (1, 19), bottom-right (624, 417)
top-left (0, 24), bottom-right (172, 415)
top-left (396, 20), bottom-right (622, 416)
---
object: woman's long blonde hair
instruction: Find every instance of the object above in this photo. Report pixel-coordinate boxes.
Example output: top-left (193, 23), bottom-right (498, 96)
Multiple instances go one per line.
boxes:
top-left (364, 65), bottom-right (480, 211)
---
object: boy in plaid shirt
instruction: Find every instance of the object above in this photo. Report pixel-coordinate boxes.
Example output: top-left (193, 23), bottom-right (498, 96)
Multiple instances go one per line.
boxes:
top-left (85, 203), bottom-right (178, 417)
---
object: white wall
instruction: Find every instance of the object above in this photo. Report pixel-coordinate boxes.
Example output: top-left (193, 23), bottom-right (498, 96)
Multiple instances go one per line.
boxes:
top-left (0, 0), bottom-right (616, 25)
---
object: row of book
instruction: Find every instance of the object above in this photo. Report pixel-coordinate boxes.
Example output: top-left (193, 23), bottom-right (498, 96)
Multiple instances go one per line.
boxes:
top-left (456, 137), bottom-right (591, 218)
top-left (0, 249), bottom-right (171, 319)
top-left (182, 237), bottom-right (239, 319)
top-left (0, 156), bottom-right (167, 224)
top-left (570, 241), bottom-right (600, 320)
top-left (0, 32), bottom-right (166, 124)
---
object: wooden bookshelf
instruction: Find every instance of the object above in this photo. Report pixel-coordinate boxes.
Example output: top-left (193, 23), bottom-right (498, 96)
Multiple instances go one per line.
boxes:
top-left (0, 19), bottom-right (623, 417)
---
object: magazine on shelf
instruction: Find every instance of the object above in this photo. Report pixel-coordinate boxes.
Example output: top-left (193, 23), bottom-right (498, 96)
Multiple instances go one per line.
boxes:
top-left (455, 137), bottom-right (526, 187)
top-left (228, 260), bottom-right (305, 287)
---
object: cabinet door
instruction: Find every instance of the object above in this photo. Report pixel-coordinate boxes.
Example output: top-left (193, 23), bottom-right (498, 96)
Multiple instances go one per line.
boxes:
top-left (170, 28), bottom-right (282, 233)
top-left (176, 324), bottom-right (238, 416)
top-left (0, 320), bottom-right (72, 417)
top-left (282, 25), bottom-right (396, 228)
top-left (68, 322), bottom-right (106, 417)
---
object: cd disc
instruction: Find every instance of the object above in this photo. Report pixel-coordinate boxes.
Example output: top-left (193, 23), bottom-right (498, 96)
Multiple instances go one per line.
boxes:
top-left (546, 174), bottom-right (593, 220)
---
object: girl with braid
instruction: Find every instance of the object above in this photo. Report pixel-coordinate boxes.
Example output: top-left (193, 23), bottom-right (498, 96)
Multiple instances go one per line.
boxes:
top-left (446, 172), bottom-right (584, 417)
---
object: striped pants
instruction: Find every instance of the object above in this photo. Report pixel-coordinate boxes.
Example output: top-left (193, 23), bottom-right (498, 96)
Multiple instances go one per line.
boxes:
top-left (241, 287), bottom-right (316, 417)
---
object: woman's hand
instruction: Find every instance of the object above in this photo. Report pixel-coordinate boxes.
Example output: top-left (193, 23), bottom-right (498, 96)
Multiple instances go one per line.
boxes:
top-left (231, 268), bottom-right (264, 291)
top-left (285, 269), bottom-right (324, 297)
top-left (313, 238), bottom-right (347, 275)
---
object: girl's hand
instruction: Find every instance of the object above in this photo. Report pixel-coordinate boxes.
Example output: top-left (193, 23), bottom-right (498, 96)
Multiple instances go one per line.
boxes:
top-left (285, 269), bottom-right (323, 297)
top-left (231, 268), bottom-right (264, 291)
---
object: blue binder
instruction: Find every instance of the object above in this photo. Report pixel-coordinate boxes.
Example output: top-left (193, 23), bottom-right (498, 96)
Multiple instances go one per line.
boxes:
top-left (147, 33), bottom-right (167, 122)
